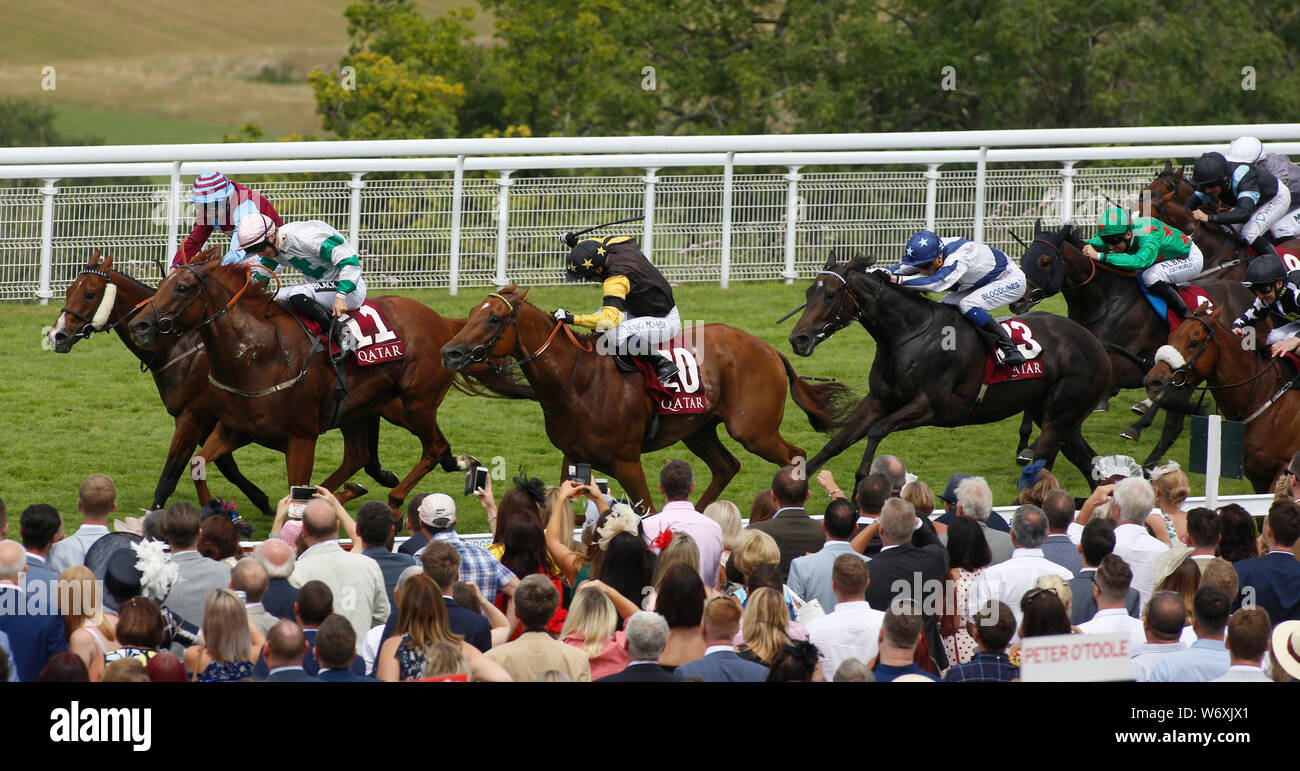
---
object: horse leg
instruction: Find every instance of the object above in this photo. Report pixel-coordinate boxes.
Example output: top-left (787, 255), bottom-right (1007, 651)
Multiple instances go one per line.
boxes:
top-left (212, 455), bottom-right (274, 517)
top-left (682, 423), bottom-right (742, 511)
top-left (805, 394), bottom-right (888, 474)
top-left (1060, 429), bottom-right (1101, 489)
top-left (319, 422), bottom-right (373, 503)
top-left (383, 402), bottom-right (453, 516)
top-left (364, 410), bottom-right (401, 488)
top-left (153, 411), bottom-right (206, 511)
top-left (1141, 409), bottom-right (1187, 469)
top-left (850, 395), bottom-right (937, 487)
top-left (285, 434), bottom-right (318, 487)
top-left (608, 458), bottom-right (657, 515)
top-left (190, 422), bottom-right (252, 504)
top-left (1015, 413), bottom-right (1035, 466)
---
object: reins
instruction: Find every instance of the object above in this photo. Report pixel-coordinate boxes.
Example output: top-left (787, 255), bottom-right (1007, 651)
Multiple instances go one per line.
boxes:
top-left (471, 293), bottom-right (593, 374)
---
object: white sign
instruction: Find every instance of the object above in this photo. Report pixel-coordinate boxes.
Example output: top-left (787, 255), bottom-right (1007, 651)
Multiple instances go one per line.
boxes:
top-left (1019, 633), bottom-right (1133, 682)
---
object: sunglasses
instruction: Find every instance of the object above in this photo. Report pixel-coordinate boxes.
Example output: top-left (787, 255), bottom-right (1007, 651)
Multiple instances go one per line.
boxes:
top-left (1025, 587), bottom-right (1059, 602)
top-left (1251, 284), bottom-right (1277, 296)
top-left (1100, 233), bottom-right (1128, 246)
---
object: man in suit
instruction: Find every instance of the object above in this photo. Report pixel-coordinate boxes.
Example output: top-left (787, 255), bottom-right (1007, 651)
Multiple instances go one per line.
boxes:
top-left (261, 619), bottom-right (319, 682)
top-left (676, 596), bottom-right (769, 682)
top-left (397, 494), bottom-right (429, 557)
top-left (1211, 608), bottom-right (1273, 682)
top-left (596, 611), bottom-right (683, 682)
top-left (356, 501), bottom-right (416, 610)
top-left (1040, 489), bottom-right (1081, 576)
top-left (253, 580), bottom-right (367, 678)
top-left (933, 473), bottom-right (1011, 533)
top-left (485, 575), bottom-right (590, 682)
top-left (939, 477), bottom-right (1013, 565)
top-left (1068, 519), bottom-right (1141, 625)
top-left (788, 499), bottom-right (869, 613)
top-left (19, 504), bottom-right (60, 612)
top-left (48, 474), bottom-right (116, 573)
top-left (863, 498), bottom-right (950, 670)
top-left (291, 495), bottom-right (389, 642)
top-left (1077, 555), bottom-right (1146, 651)
top-left (253, 538), bottom-right (299, 620)
top-left (805, 554), bottom-right (885, 679)
top-left (848, 474), bottom-right (890, 555)
top-left (421, 540), bottom-right (493, 652)
top-left (232, 558), bottom-right (276, 636)
top-left (0, 539), bottom-right (67, 682)
top-left (315, 614), bottom-right (381, 682)
top-left (747, 465), bottom-right (825, 581)
top-left (158, 502), bottom-right (231, 646)
top-left (1234, 499), bottom-right (1300, 623)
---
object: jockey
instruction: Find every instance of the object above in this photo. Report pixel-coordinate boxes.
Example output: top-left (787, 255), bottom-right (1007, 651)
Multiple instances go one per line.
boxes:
top-left (551, 234), bottom-right (681, 384)
top-left (234, 215), bottom-right (365, 347)
top-left (171, 172), bottom-right (282, 270)
top-left (1230, 254), bottom-right (1300, 358)
top-left (1226, 136), bottom-right (1300, 242)
top-left (1081, 209), bottom-right (1203, 319)
top-left (886, 230), bottom-right (1027, 366)
top-left (1185, 151), bottom-right (1289, 263)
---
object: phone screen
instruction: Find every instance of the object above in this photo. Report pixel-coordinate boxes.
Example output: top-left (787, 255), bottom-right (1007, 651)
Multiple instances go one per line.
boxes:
top-left (288, 486), bottom-right (314, 519)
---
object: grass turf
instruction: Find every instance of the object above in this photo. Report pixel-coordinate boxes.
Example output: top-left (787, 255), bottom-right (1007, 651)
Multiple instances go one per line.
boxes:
top-left (0, 280), bottom-right (1254, 538)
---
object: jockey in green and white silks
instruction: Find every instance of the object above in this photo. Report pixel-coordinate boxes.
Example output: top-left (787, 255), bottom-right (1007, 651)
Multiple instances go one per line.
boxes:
top-left (1082, 209), bottom-right (1204, 319)
top-left (235, 214), bottom-right (366, 343)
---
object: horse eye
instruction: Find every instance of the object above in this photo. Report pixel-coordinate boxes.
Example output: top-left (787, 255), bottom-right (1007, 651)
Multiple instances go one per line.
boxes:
top-left (825, 291), bottom-right (836, 302)
top-left (86, 291), bottom-right (96, 300)
top-left (487, 314), bottom-right (499, 325)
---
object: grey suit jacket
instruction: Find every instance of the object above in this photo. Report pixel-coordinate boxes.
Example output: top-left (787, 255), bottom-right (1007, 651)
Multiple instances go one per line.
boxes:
top-left (939, 521), bottom-right (1014, 566)
top-left (786, 541), bottom-right (869, 613)
top-left (162, 550), bottom-right (232, 647)
top-left (245, 603), bottom-right (277, 636)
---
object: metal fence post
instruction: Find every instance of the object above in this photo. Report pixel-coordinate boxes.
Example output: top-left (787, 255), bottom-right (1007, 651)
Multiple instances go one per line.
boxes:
top-left (782, 165), bottom-right (802, 283)
top-left (1059, 161), bottom-right (1076, 225)
top-left (347, 173), bottom-right (366, 247)
top-left (642, 168), bottom-right (658, 263)
top-left (167, 161), bottom-right (182, 261)
top-left (924, 164), bottom-right (941, 232)
top-left (720, 152), bottom-right (734, 289)
top-left (449, 154), bottom-right (465, 296)
top-left (493, 170), bottom-right (513, 288)
top-left (37, 178), bottom-right (59, 305)
top-left (973, 146), bottom-right (988, 242)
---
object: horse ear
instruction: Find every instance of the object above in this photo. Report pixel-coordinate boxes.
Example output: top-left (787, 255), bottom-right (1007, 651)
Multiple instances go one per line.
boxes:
top-left (101, 253), bottom-right (114, 271)
top-left (514, 286), bottom-right (530, 302)
top-left (89, 249), bottom-right (101, 267)
top-left (823, 250), bottom-right (838, 270)
top-left (1033, 218), bottom-right (1043, 237)
top-left (848, 254), bottom-right (877, 272)
top-left (1174, 166), bottom-right (1185, 184)
top-left (1163, 160), bottom-right (1174, 173)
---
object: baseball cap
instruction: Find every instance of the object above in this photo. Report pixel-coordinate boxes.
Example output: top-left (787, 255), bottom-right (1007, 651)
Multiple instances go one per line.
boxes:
top-left (939, 473), bottom-right (972, 504)
top-left (418, 493), bottom-right (457, 528)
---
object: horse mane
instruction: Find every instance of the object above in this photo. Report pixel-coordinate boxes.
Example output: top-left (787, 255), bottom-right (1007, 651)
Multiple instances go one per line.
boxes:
top-left (202, 262), bottom-right (292, 319)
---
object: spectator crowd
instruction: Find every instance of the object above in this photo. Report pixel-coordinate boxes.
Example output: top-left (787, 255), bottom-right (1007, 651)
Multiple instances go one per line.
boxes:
top-left (2, 449), bottom-right (1299, 684)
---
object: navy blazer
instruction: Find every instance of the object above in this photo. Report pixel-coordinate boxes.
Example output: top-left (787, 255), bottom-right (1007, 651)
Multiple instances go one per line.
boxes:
top-left (318, 667), bottom-right (381, 682)
top-left (253, 628), bottom-right (366, 679)
top-left (262, 578), bottom-right (299, 620)
top-left (444, 596), bottom-right (493, 653)
top-left (263, 667), bottom-right (320, 683)
top-left (362, 546), bottom-right (416, 610)
top-left (862, 542), bottom-right (950, 669)
top-left (1234, 551), bottom-right (1300, 623)
top-left (675, 651), bottom-right (769, 682)
top-left (595, 662), bottom-right (684, 683)
top-left (0, 585), bottom-right (68, 682)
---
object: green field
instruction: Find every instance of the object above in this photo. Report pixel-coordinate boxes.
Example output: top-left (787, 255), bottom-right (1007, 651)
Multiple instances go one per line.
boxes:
top-left (51, 106), bottom-right (234, 146)
top-left (0, 281), bottom-right (1254, 538)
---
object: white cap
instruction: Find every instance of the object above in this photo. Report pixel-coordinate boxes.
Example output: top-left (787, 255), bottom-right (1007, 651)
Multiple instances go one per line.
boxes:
top-left (418, 493), bottom-right (457, 528)
top-left (236, 213), bottom-right (278, 250)
top-left (1226, 136), bottom-right (1263, 164)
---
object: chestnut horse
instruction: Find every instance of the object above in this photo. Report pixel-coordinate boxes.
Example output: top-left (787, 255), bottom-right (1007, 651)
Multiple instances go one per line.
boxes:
top-left (439, 285), bottom-right (855, 512)
top-left (1144, 304), bottom-right (1297, 492)
top-left (128, 248), bottom-right (505, 514)
top-left (46, 251), bottom-right (410, 514)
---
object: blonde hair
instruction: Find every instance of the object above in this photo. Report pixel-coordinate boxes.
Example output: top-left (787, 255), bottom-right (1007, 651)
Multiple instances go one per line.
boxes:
top-left (77, 473), bottom-right (116, 516)
top-left (901, 481), bottom-right (936, 517)
top-left (1152, 468), bottom-right (1190, 508)
top-left (1035, 574), bottom-right (1071, 608)
top-left (203, 588), bottom-right (253, 665)
top-left (652, 531), bottom-right (700, 588)
top-left (58, 566), bottom-right (114, 643)
top-left (102, 658), bottom-right (148, 683)
top-left (732, 530), bottom-right (780, 578)
top-left (740, 587), bottom-right (791, 665)
top-left (703, 501), bottom-right (743, 551)
top-left (560, 585), bottom-right (618, 659)
top-left (545, 486), bottom-right (579, 551)
top-left (421, 640), bottom-right (470, 680)
top-left (1018, 471), bottom-right (1062, 508)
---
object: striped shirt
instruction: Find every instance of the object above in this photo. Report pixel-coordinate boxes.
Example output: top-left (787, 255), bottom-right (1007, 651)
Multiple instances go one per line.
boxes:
top-left (258, 221), bottom-right (363, 294)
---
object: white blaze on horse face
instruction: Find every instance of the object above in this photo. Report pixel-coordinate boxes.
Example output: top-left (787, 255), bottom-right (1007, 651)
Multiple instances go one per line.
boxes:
top-left (1154, 344), bottom-right (1187, 371)
top-left (479, 303), bottom-right (490, 312)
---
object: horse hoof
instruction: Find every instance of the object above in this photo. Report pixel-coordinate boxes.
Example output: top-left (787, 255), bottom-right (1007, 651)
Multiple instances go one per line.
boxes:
top-left (1093, 399), bottom-right (1110, 413)
top-left (1015, 450), bottom-right (1034, 466)
top-left (343, 481), bottom-right (369, 498)
top-left (450, 454), bottom-right (479, 472)
top-left (1120, 428), bottom-right (1139, 441)
top-left (1130, 399), bottom-right (1151, 416)
top-left (369, 469), bottom-right (400, 488)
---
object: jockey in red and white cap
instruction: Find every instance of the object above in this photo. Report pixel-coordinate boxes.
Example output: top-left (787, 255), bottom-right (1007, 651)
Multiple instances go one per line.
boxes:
top-left (171, 172), bottom-right (283, 270)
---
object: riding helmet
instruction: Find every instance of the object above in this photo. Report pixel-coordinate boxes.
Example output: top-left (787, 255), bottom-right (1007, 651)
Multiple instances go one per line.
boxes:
top-left (1096, 208), bottom-right (1133, 237)
top-left (564, 235), bottom-right (630, 282)
top-left (901, 230), bottom-right (943, 267)
top-left (1241, 254), bottom-right (1286, 287)
top-left (1226, 136), bottom-right (1264, 165)
top-left (1191, 152), bottom-right (1229, 189)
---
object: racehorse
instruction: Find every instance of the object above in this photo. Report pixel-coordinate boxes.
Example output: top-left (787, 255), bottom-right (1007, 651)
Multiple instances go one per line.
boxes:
top-left (127, 247), bottom-right (513, 515)
top-left (438, 285), bottom-right (856, 512)
top-left (788, 253), bottom-right (1111, 487)
top-left (1143, 304), bottom-right (1298, 492)
top-left (1008, 222), bottom-right (1255, 467)
top-left (1140, 164), bottom-right (1253, 284)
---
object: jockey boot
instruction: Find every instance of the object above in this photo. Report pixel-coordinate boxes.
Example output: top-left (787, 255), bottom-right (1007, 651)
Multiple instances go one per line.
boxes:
top-left (640, 352), bottom-right (679, 385)
top-left (1250, 236), bottom-right (1283, 262)
top-left (982, 318), bottom-right (1026, 367)
top-left (1150, 281), bottom-right (1190, 319)
top-left (288, 294), bottom-right (342, 347)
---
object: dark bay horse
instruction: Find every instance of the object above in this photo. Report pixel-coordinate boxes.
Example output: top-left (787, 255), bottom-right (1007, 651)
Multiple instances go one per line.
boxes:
top-left (1144, 304), bottom-right (1297, 492)
top-left (127, 249), bottom-right (495, 514)
top-left (788, 254), bottom-right (1111, 487)
top-left (439, 285), bottom-right (856, 512)
top-left (1008, 222), bottom-right (1255, 466)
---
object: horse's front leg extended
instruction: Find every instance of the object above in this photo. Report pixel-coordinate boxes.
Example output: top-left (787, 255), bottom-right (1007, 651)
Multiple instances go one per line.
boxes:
top-left (852, 394), bottom-right (936, 487)
top-left (804, 394), bottom-right (887, 474)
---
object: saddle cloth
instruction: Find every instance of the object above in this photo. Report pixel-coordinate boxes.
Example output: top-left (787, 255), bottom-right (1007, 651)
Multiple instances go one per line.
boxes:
top-left (629, 335), bottom-right (708, 416)
top-left (1139, 284), bottom-right (1214, 332)
top-left (983, 319), bottom-right (1047, 385)
top-left (294, 301), bottom-right (406, 367)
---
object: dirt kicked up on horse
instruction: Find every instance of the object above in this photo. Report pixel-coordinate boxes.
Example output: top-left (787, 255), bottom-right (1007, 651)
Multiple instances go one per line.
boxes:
top-left (127, 247), bottom-right (528, 516)
top-left (438, 285), bottom-right (857, 513)
top-left (788, 253), bottom-right (1111, 489)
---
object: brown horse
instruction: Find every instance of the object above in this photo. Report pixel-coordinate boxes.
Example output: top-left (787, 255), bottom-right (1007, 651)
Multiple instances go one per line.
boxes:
top-left (128, 248), bottom-right (498, 514)
top-left (438, 285), bottom-right (855, 512)
top-left (46, 251), bottom-right (411, 515)
top-left (1143, 304), bottom-right (1296, 492)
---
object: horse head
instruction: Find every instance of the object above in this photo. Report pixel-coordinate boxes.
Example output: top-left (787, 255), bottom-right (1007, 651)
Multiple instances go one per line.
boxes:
top-left (788, 250), bottom-right (876, 357)
top-left (441, 284), bottom-right (532, 372)
top-left (1144, 304), bottom-right (1224, 402)
top-left (1141, 163), bottom-right (1188, 219)
top-left (47, 250), bottom-right (122, 353)
top-left (1010, 219), bottom-right (1069, 313)
top-left (129, 247), bottom-right (232, 347)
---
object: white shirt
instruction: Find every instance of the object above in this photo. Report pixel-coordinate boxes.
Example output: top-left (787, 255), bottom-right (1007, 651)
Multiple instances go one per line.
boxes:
top-left (1113, 523), bottom-right (1170, 607)
top-left (47, 524), bottom-right (110, 574)
top-left (1130, 641), bottom-right (1187, 682)
top-left (1211, 665), bottom-right (1272, 683)
top-left (804, 600), bottom-right (884, 680)
top-left (361, 624), bottom-right (385, 675)
top-left (1079, 607), bottom-right (1146, 653)
top-left (979, 548), bottom-right (1075, 635)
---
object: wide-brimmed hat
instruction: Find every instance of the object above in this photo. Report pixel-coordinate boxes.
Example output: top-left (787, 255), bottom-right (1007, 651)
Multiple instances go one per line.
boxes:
top-left (1272, 620), bottom-right (1300, 680)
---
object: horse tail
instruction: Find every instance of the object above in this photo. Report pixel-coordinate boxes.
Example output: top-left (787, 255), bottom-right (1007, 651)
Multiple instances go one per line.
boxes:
top-left (778, 353), bottom-right (856, 433)
top-left (453, 363), bottom-right (537, 400)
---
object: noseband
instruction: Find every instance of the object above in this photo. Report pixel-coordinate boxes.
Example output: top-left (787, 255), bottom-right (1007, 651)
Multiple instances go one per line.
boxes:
top-left (808, 269), bottom-right (867, 341)
top-left (60, 268), bottom-right (126, 339)
top-left (152, 264), bottom-right (252, 335)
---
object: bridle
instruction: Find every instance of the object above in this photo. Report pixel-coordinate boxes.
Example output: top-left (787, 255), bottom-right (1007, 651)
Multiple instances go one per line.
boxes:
top-left (1148, 171), bottom-right (1241, 271)
top-left (464, 293), bottom-right (592, 373)
top-left (60, 268), bottom-right (129, 340)
top-left (152, 264), bottom-right (253, 336)
top-left (1156, 312), bottom-right (1287, 423)
top-left (806, 268), bottom-right (867, 342)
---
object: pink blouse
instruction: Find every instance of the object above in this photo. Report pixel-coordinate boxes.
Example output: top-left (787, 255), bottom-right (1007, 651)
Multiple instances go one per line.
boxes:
top-left (563, 630), bottom-right (630, 680)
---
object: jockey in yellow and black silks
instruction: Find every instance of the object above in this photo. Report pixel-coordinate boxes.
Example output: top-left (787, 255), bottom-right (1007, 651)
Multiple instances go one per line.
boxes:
top-left (551, 234), bottom-right (682, 383)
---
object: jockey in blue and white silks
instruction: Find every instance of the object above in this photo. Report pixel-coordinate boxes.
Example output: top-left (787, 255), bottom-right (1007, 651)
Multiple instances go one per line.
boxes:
top-left (887, 230), bottom-right (1028, 366)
